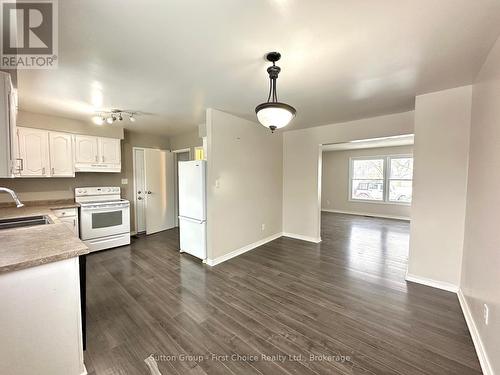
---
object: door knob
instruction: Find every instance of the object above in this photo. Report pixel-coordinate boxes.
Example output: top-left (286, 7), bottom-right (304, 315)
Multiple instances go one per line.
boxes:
top-left (147, 191), bottom-right (152, 194)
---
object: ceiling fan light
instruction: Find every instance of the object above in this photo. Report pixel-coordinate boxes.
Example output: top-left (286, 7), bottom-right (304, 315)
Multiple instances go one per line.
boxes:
top-left (92, 115), bottom-right (104, 125)
top-left (255, 102), bottom-right (296, 131)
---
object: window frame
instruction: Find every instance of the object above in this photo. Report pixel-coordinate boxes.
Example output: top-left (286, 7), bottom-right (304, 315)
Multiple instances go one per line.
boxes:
top-left (348, 154), bottom-right (413, 206)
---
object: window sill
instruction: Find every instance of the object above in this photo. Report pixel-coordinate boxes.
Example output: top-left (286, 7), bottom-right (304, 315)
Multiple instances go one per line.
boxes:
top-left (348, 198), bottom-right (411, 207)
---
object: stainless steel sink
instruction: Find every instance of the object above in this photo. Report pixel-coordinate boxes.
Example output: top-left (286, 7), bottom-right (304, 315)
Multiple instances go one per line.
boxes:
top-left (0, 215), bottom-right (51, 230)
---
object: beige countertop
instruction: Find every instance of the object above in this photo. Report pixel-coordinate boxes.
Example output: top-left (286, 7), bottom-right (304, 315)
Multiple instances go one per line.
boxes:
top-left (0, 201), bottom-right (89, 274)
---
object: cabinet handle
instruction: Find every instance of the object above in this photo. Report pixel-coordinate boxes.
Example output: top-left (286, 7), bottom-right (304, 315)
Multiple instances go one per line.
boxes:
top-left (16, 158), bottom-right (23, 171)
top-left (102, 156), bottom-right (105, 163)
top-left (51, 167), bottom-right (55, 175)
top-left (42, 167), bottom-right (46, 175)
top-left (73, 219), bottom-right (76, 227)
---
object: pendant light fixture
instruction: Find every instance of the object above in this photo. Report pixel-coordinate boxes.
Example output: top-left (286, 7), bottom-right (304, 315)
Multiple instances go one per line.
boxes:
top-left (255, 52), bottom-right (296, 132)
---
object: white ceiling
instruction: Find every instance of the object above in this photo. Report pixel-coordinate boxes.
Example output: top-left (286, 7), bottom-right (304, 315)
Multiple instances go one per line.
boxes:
top-left (18, 0), bottom-right (500, 135)
top-left (322, 134), bottom-right (414, 152)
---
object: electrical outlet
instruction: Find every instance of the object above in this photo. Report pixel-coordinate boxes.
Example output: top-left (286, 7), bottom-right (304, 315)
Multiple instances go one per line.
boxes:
top-left (261, 223), bottom-right (265, 231)
top-left (484, 304), bottom-right (489, 325)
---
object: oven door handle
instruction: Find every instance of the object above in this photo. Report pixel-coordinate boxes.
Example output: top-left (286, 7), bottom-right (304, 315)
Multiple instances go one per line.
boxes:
top-left (80, 206), bottom-right (128, 213)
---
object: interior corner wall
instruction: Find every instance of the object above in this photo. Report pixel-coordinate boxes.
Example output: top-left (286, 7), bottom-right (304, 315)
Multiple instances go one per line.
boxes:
top-left (461, 36), bottom-right (500, 374)
top-left (322, 145), bottom-right (413, 219)
top-left (169, 129), bottom-right (202, 159)
top-left (283, 111), bottom-right (414, 242)
top-left (206, 108), bottom-right (283, 261)
top-left (407, 85), bottom-right (472, 288)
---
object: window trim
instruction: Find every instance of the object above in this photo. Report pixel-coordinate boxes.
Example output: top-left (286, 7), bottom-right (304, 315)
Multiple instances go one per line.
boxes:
top-left (348, 154), bottom-right (413, 206)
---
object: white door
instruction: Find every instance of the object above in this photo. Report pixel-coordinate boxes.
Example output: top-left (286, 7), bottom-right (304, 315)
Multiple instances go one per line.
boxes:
top-left (144, 148), bottom-right (175, 234)
top-left (17, 127), bottom-right (49, 177)
top-left (99, 137), bottom-right (121, 165)
top-left (49, 132), bottom-right (74, 177)
top-left (75, 135), bottom-right (98, 164)
top-left (178, 160), bottom-right (206, 220)
top-left (133, 148), bottom-right (146, 233)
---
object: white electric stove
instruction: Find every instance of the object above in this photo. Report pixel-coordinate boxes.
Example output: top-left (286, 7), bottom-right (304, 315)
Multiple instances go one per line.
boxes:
top-left (75, 187), bottom-right (130, 252)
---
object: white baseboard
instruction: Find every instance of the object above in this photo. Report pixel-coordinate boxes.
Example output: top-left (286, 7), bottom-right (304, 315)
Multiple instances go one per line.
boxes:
top-left (206, 232), bottom-right (282, 267)
top-left (405, 273), bottom-right (458, 293)
top-left (322, 209), bottom-right (410, 221)
top-left (282, 232), bottom-right (322, 243)
top-left (458, 289), bottom-right (493, 375)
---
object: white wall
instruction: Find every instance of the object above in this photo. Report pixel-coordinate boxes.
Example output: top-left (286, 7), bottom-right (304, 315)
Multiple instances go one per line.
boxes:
top-left (461, 36), bottom-right (500, 374)
top-left (206, 109), bottom-right (283, 261)
top-left (322, 145), bottom-right (413, 220)
top-left (169, 129), bottom-right (202, 158)
top-left (283, 111), bottom-right (414, 242)
top-left (407, 86), bottom-right (472, 288)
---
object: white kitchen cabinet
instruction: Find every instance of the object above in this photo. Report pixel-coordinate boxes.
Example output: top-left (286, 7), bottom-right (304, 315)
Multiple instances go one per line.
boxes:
top-left (0, 258), bottom-right (85, 375)
top-left (74, 135), bottom-right (99, 165)
top-left (74, 135), bottom-right (121, 172)
top-left (52, 207), bottom-right (79, 237)
top-left (99, 137), bottom-right (121, 165)
top-left (0, 72), bottom-right (18, 178)
top-left (16, 127), bottom-right (50, 177)
top-left (49, 132), bottom-right (74, 177)
top-left (59, 216), bottom-right (79, 237)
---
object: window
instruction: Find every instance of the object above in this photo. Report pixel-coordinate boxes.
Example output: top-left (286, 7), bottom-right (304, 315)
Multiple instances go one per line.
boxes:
top-left (349, 155), bottom-right (413, 204)
top-left (350, 158), bottom-right (385, 201)
top-left (388, 157), bottom-right (413, 203)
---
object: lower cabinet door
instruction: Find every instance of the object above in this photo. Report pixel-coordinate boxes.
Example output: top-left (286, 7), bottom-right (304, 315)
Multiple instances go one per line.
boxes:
top-left (60, 216), bottom-right (79, 237)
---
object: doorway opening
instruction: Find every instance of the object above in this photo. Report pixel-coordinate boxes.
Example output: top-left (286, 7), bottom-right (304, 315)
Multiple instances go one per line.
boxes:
top-left (319, 134), bottom-right (414, 259)
top-left (172, 149), bottom-right (191, 227)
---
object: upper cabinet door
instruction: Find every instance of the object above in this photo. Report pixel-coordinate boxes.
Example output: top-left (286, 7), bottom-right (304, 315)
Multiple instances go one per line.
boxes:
top-left (49, 132), bottom-right (74, 177)
top-left (17, 127), bottom-right (49, 177)
top-left (75, 135), bottom-right (98, 164)
top-left (99, 137), bottom-right (121, 165)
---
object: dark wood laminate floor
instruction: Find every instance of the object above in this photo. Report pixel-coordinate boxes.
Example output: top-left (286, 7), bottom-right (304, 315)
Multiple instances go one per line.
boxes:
top-left (84, 212), bottom-right (481, 375)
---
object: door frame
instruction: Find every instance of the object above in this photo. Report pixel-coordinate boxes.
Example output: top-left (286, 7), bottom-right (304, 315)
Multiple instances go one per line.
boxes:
top-left (132, 147), bottom-right (146, 234)
top-left (172, 148), bottom-right (192, 226)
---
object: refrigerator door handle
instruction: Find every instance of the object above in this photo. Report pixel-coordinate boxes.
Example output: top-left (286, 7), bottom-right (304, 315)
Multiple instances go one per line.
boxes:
top-left (179, 216), bottom-right (205, 224)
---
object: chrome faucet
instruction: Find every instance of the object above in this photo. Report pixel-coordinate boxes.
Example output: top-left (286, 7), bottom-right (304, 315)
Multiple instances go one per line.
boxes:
top-left (0, 187), bottom-right (24, 208)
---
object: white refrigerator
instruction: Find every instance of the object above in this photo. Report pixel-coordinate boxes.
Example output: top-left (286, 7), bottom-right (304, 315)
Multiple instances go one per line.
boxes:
top-left (178, 160), bottom-right (207, 260)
